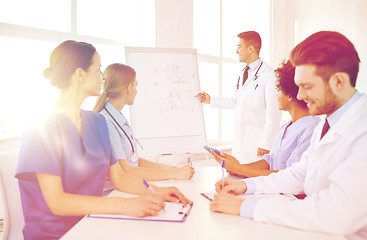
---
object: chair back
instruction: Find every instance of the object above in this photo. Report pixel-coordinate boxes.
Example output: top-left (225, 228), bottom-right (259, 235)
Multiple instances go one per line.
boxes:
top-left (0, 138), bottom-right (24, 240)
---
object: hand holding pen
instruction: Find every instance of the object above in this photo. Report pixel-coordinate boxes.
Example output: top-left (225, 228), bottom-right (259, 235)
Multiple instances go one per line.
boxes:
top-left (214, 177), bottom-right (247, 195)
top-left (149, 181), bottom-right (193, 205)
top-left (115, 180), bottom-right (164, 217)
top-left (143, 179), bottom-right (166, 212)
top-left (120, 194), bottom-right (165, 218)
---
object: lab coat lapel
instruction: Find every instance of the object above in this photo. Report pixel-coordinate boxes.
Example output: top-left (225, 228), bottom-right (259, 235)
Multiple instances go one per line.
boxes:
top-left (316, 126), bottom-right (341, 147)
top-left (256, 61), bottom-right (267, 75)
top-left (247, 61), bottom-right (267, 83)
top-left (305, 95), bottom-right (363, 189)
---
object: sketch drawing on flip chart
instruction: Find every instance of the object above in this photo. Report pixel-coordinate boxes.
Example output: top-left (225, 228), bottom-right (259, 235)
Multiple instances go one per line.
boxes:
top-left (154, 62), bottom-right (195, 113)
top-left (126, 49), bottom-right (204, 144)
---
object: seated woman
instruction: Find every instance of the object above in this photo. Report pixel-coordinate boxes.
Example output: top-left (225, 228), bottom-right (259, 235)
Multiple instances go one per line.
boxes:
top-left (94, 63), bottom-right (195, 181)
top-left (16, 40), bottom-right (191, 240)
top-left (211, 60), bottom-right (320, 177)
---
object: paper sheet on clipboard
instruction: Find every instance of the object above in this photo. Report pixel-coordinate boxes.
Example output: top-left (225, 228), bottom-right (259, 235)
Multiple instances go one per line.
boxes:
top-left (88, 202), bottom-right (192, 222)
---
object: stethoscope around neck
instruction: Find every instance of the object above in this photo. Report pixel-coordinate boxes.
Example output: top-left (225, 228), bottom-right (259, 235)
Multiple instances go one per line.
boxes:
top-left (104, 106), bottom-right (142, 162)
top-left (236, 61), bottom-right (263, 90)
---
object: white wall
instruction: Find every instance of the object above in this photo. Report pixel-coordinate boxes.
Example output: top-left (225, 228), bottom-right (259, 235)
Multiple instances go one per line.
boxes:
top-left (156, 0), bottom-right (193, 48)
top-left (272, 0), bottom-right (367, 93)
top-left (271, 0), bottom-right (295, 68)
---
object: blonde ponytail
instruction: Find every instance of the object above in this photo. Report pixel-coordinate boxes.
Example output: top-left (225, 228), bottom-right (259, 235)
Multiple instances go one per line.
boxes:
top-left (93, 91), bottom-right (108, 112)
top-left (93, 63), bottom-right (136, 112)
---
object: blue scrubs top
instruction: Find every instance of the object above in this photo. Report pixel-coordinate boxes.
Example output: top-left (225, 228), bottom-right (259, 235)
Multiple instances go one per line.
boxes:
top-left (263, 115), bottom-right (320, 170)
top-left (99, 101), bottom-right (139, 167)
top-left (15, 110), bottom-right (117, 240)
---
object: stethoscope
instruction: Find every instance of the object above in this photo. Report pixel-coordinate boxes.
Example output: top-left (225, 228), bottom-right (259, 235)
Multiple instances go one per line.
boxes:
top-left (104, 106), bottom-right (142, 163)
top-left (236, 61), bottom-right (263, 90)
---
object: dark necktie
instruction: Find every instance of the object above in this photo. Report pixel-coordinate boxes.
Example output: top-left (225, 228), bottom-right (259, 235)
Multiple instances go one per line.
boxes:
top-left (320, 119), bottom-right (330, 139)
top-left (242, 66), bottom-right (250, 86)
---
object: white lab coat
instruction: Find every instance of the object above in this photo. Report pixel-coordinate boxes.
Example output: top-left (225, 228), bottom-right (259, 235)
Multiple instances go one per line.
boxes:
top-left (247, 94), bottom-right (367, 240)
top-left (211, 61), bottom-right (281, 164)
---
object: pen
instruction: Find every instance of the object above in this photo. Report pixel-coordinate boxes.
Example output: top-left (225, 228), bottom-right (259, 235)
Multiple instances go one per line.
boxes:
top-left (194, 93), bottom-right (201, 97)
top-left (143, 179), bottom-right (165, 212)
top-left (143, 179), bottom-right (156, 196)
top-left (255, 84), bottom-right (258, 90)
top-left (200, 192), bottom-right (213, 201)
top-left (221, 160), bottom-right (225, 189)
top-left (186, 152), bottom-right (192, 165)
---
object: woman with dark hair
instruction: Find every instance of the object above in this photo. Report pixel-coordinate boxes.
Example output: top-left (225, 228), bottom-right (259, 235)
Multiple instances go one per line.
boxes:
top-left (15, 40), bottom-right (191, 240)
top-left (210, 60), bottom-right (319, 177)
top-left (94, 63), bottom-right (195, 181)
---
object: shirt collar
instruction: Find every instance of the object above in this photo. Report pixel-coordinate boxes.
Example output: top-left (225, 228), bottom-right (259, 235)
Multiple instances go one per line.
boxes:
top-left (247, 58), bottom-right (262, 73)
top-left (327, 91), bottom-right (361, 128)
top-left (104, 101), bottom-right (129, 127)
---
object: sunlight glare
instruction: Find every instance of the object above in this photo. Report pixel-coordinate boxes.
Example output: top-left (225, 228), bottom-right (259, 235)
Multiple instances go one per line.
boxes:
top-left (0, 37), bottom-right (59, 138)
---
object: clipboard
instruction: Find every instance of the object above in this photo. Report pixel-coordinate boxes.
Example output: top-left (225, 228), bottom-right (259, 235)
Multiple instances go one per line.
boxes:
top-left (88, 202), bottom-right (193, 223)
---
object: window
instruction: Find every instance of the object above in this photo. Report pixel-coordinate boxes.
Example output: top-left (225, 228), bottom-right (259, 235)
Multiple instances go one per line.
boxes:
top-left (193, 0), bottom-right (220, 56)
top-left (77, 0), bottom-right (155, 46)
top-left (0, 0), bottom-right (71, 32)
top-left (194, 0), bottom-right (271, 146)
top-left (0, 0), bottom-right (155, 140)
top-left (198, 61), bottom-right (219, 140)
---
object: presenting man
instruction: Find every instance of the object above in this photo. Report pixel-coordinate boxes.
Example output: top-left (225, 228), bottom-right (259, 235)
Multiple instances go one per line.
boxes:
top-left (210, 31), bottom-right (367, 239)
top-left (198, 31), bottom-right (281, 164)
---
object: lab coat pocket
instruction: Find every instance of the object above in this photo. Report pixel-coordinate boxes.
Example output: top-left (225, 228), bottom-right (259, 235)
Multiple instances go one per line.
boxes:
top-left (249, 82), bottom-right (265, 107)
